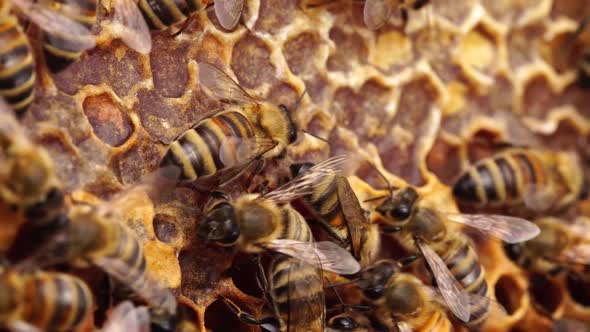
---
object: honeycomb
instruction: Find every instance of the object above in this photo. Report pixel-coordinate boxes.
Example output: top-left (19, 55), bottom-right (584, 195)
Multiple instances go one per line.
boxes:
top-left (4, 0), bottom-right (590, 331)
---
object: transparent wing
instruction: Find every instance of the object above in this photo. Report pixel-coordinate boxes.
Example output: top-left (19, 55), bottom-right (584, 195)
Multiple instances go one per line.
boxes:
top-left (284, 257), bottom-right (325, 332)
top-left (198, 62), bottom-right (257, 105)
top-left (94, 256), bottom-right (177, 316)
top-left (218, 136), bottom-right (277, 169)
top-left (416, 241), bottom-right (470, 322)
top-left (445, 213), bottom-right (540, 244)
top-left (103, 301), bottom-right (150, 332)
top-left (267, 239), bottom-right (361, 275)
top-left (12, 0), bottom-right (96, 51)
top-left (523, 184), bottom-right (557, 212)
top-left (424, 285), bottom-right (507, 322)
top-left (97, 165), bottom-right (180, 216)
top-left (363, 0), bottom-right (393, 30)
top-left (112, 0), bottom-right (152, 54)
top-left (562, 244), bottom-right (590, 265)
top-left (336, 176), bottom-right (369, 260)
top-left (261, 155), bottom-right (346, 204)
top-left (214, 0), bottom-right (244, 30)
top-left (396, 321), bottom-right (412, 332)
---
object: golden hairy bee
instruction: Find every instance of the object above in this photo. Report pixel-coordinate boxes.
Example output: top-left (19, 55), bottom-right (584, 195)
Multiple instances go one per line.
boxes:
top-left (160, 62), bottom-right (298, 186)
top-left (290, 162), bottom-right (380, 267)
top-left (198, 156), bottom-right (360, 331)
top-left (369, 176), bottom-right (538, 327)
top-left (0, 98), bottom-right (66, 233)
top-left (452, 147), bottom-right (588, 213)
top-left (505, 216), bottom-right (590, 278)
top-left (0, 268), bottom-right (93, 332)
top-left (363, 0), bottom-right (431, 30)
top-left (29, 167), bottom-right (181, 320)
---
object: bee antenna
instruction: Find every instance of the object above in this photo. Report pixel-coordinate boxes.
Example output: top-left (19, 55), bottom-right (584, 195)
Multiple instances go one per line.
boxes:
top-left (302, 130), bottom-right (329, 144)
top-left (324, 277), bottom-right (346, 309)
top-left (366, 162), bottom-right (396, 196)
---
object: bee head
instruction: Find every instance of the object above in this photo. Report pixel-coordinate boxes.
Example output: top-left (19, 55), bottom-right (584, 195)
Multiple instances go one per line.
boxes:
top-left (375, 187), bottom-right (418, 224)
top-left (198, 202), bottom-right (240, 245)
top-left (359, 260), bottom-right (400, 301)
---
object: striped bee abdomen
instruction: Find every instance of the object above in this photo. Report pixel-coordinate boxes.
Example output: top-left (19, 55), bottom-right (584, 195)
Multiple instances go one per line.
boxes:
top-left (453, 150), bottom-right (547, 207)
top-left (0, 16), bottom-right (35, 115)
top-left (268, 254), bottom-right (324, 331)
top-left (22, 273), bottom-right (92, 332)
top-left (442, 238), bottom-right (489, 327)
top-left (137, 0), bottom-right (204, 30)
top-left (279, 205), bottom-right (313, 243)
top-left (161, 111), bottom-right (256, 182)
top-left (41, 0), bottom-right (97, 73)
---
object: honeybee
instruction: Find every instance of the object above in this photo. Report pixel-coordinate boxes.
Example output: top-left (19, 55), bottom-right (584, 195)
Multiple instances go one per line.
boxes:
top-left (505, 217), bottom-right (590, 277)
top-left (201, 157), bottom-right (360, 331)
top-left (0, 97), bottom-right (65, 230)
top-left (161, 62), bottom-right (297, 185)
top-left (452, 148), bottom-right (588, 213)
top-left (29, 167), bottom-right (181, 318)
top-left (372, 184), bottom-right (539, 326)
top-left (290, 162), bottom-right (380, 267)
top-left (0, 269), bottom-right (93, 332)
top-left (364, 0), bottom-right (431, 30)
top-left (0, 1), bottom-right (35, 115)
top-left (138, 0), bottom-right (242, 31)
top-left (102, 301), bottom-right (150, 332)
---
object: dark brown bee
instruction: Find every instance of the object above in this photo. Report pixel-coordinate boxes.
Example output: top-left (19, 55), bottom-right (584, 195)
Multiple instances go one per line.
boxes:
top-left (0, 1), bottom-right (35, 115)
top-left (290, 162), bottom-right (380, 267)
top-left (452, 148), bottom-right (588, 213)
top-left (161, 63), bottom-right (297, 185)
top-left (0, 270), bottom-right (93, 332)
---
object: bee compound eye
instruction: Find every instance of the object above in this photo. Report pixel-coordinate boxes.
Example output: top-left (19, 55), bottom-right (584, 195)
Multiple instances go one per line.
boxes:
top-left (331, 316), bottom-right (358, 330)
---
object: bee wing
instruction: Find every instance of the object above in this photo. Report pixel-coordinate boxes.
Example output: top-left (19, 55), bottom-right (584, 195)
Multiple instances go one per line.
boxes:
top-left (553, 319), bottom-right (590, 332)
top-left (103, 301), bottom-right (151, 332)
top-left (111, 0), bottom-right (152, 54)
top-left (94, 256), bottom-right (177, 316)
top-left (336, 176), bottom-right (369, 260)
top-left (522, 184), bottom-right (557, 212)
top-left (267, 239), bottom-right (361, 275)
top-left (218, 136), bottom-right (277, 169)
top-left (562, 243), bottom-right (590, 265)
top-left (8, 322), bottom-right (44, 332)
top-left (97, 165), bottom-right (180, 215)
top-left (214, 0), bottom-right (244, 30)
top-left (12, 0), bottom-right (96, 51)
top-left (363, 0), bottom-right (393, 30)
top-left (424, 286), bottom-right (507, 321)
top-left (198, 62), bottom-right (257, 106)
top-left (444, 213), bottom-right (540, 244)
top-left (416, 241), bottom-right (470, 322)
top-left (396, 321), bottom-right (412, 332)
top-left (261, 155), bottom-right (346, 204)
top-left (283, 256), bottom-right (326, 332)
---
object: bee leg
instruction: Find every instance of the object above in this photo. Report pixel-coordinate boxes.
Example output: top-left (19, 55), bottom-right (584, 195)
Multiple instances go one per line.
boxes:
top-left (171, 15), bottom-right (195, 38)
top-left (398, 255), bottom-right (419, 267)
top-left (381, 225), bottom-right (402, 233)
top-left (221, 297), bottom-right (279, 331)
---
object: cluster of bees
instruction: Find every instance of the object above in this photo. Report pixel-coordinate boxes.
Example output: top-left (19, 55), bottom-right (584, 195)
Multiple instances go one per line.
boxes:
top-left (0, 0), bottom-right (589, 331)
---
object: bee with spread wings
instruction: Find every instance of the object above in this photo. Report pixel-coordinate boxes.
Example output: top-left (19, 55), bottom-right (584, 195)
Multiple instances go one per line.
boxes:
top-left (25, 166), bottom-right (181, 319)
top-left (160, 62), bottom-right (298, 186)
top-left (370, 182), bottom-right (539, 327)
top-left (364, 0), bottom-right (431, 30)
top-left (9, 0), bottom-right (150, 74)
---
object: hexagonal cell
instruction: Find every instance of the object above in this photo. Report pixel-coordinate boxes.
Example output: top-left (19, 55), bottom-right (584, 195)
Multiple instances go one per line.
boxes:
top-left (458, 24), bottom-right (500, 78)
top-left (283, 31), bottom-right (323, 76)
top-left (150, 37), bottom-right (192, 98)
top-left (231, 34), bottom-right (277, 89)
top-left (529, 273), bottom-right (564, 317)
top-left (426, 137), bottom-right (462, 185)
top-left (153, 213), bottom-right (182, 245)
top-left (495, 274), bottom-right (526, 315)
top-left (326, 27), bottom-right (368, 72)
top-left (204, 299), bottom-right (251, 331)
top-left (83, 94), bottom-right (133, 147)
top-left (522, 74), bottom-right (561, 119)
top-left (254, 0), bottom-right (297, 33)
top-left (507, 25), bottom-right (545, 71)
